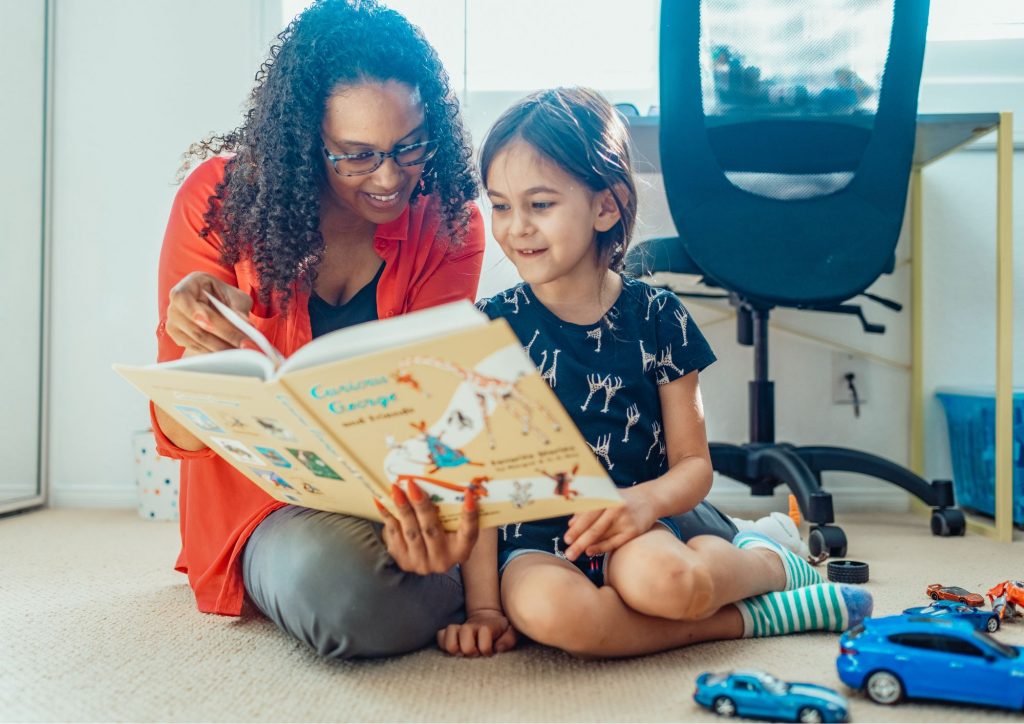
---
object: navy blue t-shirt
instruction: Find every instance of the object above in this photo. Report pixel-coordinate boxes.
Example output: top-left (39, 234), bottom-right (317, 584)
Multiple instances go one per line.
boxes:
top-left (477, 276), bottom-right (716, 563)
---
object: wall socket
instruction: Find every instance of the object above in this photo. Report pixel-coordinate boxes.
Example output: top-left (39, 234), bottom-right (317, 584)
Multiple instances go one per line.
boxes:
top-left (832, 352), bottom-right (868, 406)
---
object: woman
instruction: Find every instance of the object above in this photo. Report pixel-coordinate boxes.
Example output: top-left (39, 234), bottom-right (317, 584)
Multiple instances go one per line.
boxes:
top-left (153, 0), bottom-right (482, 658)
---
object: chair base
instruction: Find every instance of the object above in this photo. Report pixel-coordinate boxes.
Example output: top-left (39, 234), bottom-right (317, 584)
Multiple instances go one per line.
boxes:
top-left (709, 441), bottom-right (965, 557)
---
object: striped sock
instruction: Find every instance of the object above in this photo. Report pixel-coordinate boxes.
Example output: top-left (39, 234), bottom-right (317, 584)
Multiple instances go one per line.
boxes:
top-left (736, 583), bottom-right (873, 638)
top-left (734, 530), bottom-right (823, 590)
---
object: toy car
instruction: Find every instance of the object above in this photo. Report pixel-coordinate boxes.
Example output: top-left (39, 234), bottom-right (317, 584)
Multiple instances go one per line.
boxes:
top-left (694, 669), bottom-right (849, 722)
top-left (926, 583), bottom-right (984, 607)
top-left (902, 600), bottom-right (1000, 633)
top-left (988, 579), bottom-right (1024, 622)
top-left (836, 615), bottom-right (1024, 710)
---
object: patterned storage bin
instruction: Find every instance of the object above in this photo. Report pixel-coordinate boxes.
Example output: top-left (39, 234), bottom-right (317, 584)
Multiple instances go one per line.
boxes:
top-left (132, 428), bottom-right (180, 520)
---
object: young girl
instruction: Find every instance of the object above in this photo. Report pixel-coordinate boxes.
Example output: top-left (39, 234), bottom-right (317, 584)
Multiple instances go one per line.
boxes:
top-left (438, 88), bottom-right (872, 658)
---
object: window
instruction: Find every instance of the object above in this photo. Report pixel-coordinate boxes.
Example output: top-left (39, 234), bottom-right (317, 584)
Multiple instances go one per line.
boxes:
top-left (888, 633), bottom-right (943, 652)
top-left (938, 636), bottom-right (984, 658)
top-left (928, 0), bottom-right (1024, 41)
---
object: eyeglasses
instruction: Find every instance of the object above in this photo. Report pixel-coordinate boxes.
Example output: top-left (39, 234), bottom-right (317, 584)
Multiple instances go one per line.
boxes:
top-left (322, 138), bottom-right (438, 176)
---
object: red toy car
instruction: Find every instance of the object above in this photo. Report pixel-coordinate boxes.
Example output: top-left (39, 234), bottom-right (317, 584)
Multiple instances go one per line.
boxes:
top-left (926, 584), bottom-right (984, 608)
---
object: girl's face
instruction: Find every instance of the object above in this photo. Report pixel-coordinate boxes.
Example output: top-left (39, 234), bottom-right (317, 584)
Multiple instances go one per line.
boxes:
top-left (321, 80), bottom-right (429, 225)
top-left (486, 141), bottom-right (620, 292)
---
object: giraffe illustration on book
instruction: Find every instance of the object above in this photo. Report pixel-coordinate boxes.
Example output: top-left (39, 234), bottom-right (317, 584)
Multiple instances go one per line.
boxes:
top-left (396, 356), bottom-right (562, 448)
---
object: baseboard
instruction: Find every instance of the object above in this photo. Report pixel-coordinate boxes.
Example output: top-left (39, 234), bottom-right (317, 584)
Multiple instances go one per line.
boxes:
top-left (707, 475), bottom-right (911, 517)
top-left (50, 484), bottom-right (137, 509)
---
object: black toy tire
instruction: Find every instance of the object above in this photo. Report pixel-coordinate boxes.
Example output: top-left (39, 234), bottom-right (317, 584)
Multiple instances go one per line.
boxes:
top-left (827, 559), bottom-right (870, 584)
top-left (808, 525), bottom-right (847, 559)
top-left (930, 508), bottom-right (966, 537)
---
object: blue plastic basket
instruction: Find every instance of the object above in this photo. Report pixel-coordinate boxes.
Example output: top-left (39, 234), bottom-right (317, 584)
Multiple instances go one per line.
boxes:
top-left (935, 388), bottom-right (1024, 526)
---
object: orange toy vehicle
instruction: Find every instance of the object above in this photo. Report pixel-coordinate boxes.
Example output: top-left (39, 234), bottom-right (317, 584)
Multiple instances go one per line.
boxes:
top-left (926, 583), bottom-right (985, 608)
top-left (987, 579), bottom-right (1024, 621)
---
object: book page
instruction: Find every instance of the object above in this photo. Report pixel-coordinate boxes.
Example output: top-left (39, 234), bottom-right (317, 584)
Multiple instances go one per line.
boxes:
top-left (279, 319), bottom-right (622, 530)
top-left (115, 365), bottom-right (385, 520)
top-left (277, 300), bottom-right (487, 377)
top-left (205, 292), bottom-right (286, 368)
top-left (154, 349), bottom-right (275, 380)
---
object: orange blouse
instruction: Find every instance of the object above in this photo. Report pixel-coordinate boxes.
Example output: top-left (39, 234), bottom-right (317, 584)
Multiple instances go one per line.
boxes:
top-left (151, 156), bottom-right (484, 615)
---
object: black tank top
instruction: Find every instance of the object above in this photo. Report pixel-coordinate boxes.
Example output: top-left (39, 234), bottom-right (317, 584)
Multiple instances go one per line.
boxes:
top-left (307, 263), bottom-right (384, 338)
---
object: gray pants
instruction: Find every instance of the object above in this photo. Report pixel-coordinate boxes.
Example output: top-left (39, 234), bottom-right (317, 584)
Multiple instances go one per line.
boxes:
top-left (242, 506), bottom-right (464, 659)
top-left (242, 501), bottom-right (736, 660)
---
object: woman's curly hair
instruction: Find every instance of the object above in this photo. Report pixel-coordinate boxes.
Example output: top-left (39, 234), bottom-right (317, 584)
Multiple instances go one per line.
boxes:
top-left (183, 0), bottom-right (478, 306)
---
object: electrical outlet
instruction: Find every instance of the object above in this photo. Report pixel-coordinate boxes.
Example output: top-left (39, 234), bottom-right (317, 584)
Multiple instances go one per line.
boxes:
top-left (832, 352), bottom-right (868, 405)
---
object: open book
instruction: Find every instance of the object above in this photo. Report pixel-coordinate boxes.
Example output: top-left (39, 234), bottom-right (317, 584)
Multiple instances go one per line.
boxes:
top-left (115, 300), bottom-right (621, 529)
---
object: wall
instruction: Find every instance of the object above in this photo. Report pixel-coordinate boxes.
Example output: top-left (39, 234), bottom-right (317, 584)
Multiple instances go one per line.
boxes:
top-left (46, 5), bottom-right (1022, 524)
top-left (49, 0), bottom-right (277, 506)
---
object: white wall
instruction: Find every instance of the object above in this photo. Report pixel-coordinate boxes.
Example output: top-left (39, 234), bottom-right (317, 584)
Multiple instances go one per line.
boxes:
top-left (0, 1), bottom-right (46, 502)
top-left (46, 4), bottom-right (1022, 524)
top-left (49, 0), bottom-right (277, 506)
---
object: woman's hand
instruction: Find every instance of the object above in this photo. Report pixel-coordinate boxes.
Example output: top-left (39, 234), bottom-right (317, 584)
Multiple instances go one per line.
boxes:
top-left (165, 272), bottom-right (257, 354)
top-left (437, 609), bottom-right (517, 657)
top-left (375, 480), bottom-right (480, 575)
top-left (562, 486), bottom-right (658, 561)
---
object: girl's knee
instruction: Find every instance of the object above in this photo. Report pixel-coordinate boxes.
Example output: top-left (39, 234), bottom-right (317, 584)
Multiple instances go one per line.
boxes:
top-left (504, 576), bottom-right (604, 653)
top-left (615, 552), bottom-right (717, 621)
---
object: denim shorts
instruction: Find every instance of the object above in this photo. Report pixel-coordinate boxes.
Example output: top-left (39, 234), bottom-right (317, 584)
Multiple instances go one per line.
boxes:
top-left (497, 515), bottom-right (683, 587)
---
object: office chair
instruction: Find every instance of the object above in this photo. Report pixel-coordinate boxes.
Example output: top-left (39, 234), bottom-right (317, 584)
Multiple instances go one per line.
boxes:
top-left (626, 0), bottom-right (964, 557)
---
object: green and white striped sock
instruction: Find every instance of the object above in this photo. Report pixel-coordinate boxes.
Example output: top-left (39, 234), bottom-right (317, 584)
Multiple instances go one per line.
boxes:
top-left (734, 531), bottom-right (823, 590)
top-left (736, 583), bottom-right (873, 638)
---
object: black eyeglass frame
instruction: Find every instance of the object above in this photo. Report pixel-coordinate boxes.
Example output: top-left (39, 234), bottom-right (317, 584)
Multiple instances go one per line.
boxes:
top-left (322, 138), bottom-right (438, 177)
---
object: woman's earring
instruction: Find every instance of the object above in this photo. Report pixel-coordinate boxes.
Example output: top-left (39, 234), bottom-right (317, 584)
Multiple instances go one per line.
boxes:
top-left (418, 177), bottom-right (427, 192)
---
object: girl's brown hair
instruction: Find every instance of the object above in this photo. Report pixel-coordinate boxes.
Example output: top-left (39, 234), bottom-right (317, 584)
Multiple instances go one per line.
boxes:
top-left (479, 87), bottom-right (637, 271)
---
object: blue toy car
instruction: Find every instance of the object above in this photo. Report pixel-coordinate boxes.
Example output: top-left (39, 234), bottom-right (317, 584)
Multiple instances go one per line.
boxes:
top-left (837, 615), bottom-right (1024, 710)
top-left (694, 670), bottom-right (849, 722)
top-left (903, 599), bottom-right (1001, 633)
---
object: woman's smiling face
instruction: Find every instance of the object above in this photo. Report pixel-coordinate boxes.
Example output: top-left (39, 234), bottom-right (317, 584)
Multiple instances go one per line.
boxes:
top-left (320, 80), bottom-right (429, 224)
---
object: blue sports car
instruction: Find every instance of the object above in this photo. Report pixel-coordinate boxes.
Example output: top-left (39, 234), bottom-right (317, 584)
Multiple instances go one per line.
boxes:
top-left (837, 615), bottom-right (1024, 711)
top-left (902, 599), bottom-right (1001, 633)
top-left (694, 670), bottom-right (849, 722)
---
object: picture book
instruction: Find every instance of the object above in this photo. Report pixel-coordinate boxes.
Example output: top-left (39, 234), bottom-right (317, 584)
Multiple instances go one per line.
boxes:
top-left (115, 300), bottom-right (622, 529)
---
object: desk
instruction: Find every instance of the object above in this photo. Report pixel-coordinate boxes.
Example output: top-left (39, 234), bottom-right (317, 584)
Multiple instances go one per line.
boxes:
top-left (909, 112), bottom-right (1015, 543)
top-left (626, 112), bottom-right (1016, 541)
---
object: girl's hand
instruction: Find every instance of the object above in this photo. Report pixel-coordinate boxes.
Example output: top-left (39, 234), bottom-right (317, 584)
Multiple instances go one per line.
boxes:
top-left (563, 486), bottom-right (657, 561)
top-left (437, 608), bottom-right (517, 657)
top-left (165, 272), bottom-right (256, 354)
top-left (376, 480), bottom-right (480, 575)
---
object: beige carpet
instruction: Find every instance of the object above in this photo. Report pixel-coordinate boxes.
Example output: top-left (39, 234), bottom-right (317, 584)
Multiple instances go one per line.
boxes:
top-left (2, 508), bottom-right (1023, 723)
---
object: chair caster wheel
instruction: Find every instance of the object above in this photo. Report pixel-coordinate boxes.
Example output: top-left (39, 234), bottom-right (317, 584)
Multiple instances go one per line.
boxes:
top-left (931, 508), bottom-right (966, 537)
top-left (809, 525), bottom-right (847, 559)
